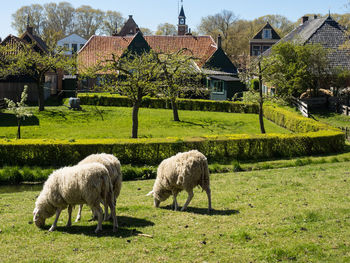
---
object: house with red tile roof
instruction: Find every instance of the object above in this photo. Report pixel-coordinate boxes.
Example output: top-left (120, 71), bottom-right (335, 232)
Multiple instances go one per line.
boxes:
top-left (78, 5), bottom-right (245, 100)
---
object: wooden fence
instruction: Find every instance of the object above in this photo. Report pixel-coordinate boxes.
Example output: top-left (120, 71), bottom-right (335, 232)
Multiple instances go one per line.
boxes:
top-left (0, 98), bottom-right (5, 109)
top-left (290, 97), bottom-right (309, 117)
top-left (341, 105), bottom-right (350, 116)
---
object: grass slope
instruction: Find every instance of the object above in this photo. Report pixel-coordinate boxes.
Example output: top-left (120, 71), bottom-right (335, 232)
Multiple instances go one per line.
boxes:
top-left (313, 111), bottom-right (350, 128)
top-left (1, 162), bottom-right (350, 262)
top-left (0, 106), bottom-right (289, 140)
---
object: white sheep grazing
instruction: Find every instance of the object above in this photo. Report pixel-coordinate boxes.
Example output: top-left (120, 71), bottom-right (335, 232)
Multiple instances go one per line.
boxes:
top-left (33, 162), bottom-right (117, 233)
top-left (147, 150), bottom-right (212, 212)
top-left (75, 153), bottom-right (122, 222)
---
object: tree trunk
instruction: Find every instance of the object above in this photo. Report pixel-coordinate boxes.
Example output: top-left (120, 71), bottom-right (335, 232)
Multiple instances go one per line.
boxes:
top-left (17, 118), bottom-right (21, 139)
top-left (258, 62), bottom-right (266, 134)
top-left (37, 79), bottom-right (45, 112)
top-left (132, 101), bottom-right (140, 138)
top-left (171, 98), bottom-right (180, 122)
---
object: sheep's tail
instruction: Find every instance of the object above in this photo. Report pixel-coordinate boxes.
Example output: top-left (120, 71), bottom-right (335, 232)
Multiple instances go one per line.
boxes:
top-left (201, 158), bottom-right (210, 191)
top-left (102, 173), bottom-right (114, 207)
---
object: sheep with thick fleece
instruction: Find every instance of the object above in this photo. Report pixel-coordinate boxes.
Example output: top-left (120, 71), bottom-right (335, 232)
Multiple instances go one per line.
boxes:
top-left (33, 163), bottom-right (117, 233)
top-left (147, 150), bottom-right (212, 212)
top-left (75, 153), bottom-right (122, 222)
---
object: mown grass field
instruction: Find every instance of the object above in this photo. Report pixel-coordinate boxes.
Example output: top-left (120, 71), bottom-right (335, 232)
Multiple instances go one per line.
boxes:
top-left (313, 111), bottom-right (350, 128)
top-left (0, 105), bottom-right (289, 140)
top-left (1, 161), bottom-right (350, 262)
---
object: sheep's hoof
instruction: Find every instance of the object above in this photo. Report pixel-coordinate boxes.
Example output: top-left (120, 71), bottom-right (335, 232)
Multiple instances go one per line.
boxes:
top-left (94, 228), bottom-right (102, 234)
top-left (48, 226), bottom-right (56, 232)
top-left (66, 222), bottom-right (72, 227)
top-left (74, 219), bottom-right (80, 223)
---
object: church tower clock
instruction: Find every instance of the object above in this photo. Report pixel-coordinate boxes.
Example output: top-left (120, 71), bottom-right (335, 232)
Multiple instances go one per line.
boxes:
top-left (177, 4), bottom-right (188, 35)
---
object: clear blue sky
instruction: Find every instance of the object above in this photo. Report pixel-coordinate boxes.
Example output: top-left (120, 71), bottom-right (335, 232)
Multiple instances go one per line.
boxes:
top-left (0, 0), bottom-right (348, 38)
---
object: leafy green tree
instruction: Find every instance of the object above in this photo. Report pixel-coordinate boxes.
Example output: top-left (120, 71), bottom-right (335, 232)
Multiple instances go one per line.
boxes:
top-left (0, 43), bottom-right (76, 111)
top-left (155, 23), bottom-right (177, 36)
top-left (101, 11), bottom-right (125, 36)
top-left (94, 50), bottom-right (161, 138)
top-left (140, 27), bottom-right (153, 36)
top-left (4, 85), bottom-right (32, 139)
top-left (154, 49), bottom-right (203, 122)
top-left (262, 42), bottom-right (330, 98)
top-left (75, 5), bottom-right (104, 39)
top-left (11, 4), bottom-right (46, 36)
top-left (43, 2), bottom-right (75, 38)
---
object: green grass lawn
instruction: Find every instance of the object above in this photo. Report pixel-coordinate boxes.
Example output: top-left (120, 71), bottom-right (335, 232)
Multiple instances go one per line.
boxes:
top-left (0, 106), bottom-right (289, 140)
top-left (1, 161), bottom-right (350, 262)
top-left (312, 111), bottom-right (350, 128)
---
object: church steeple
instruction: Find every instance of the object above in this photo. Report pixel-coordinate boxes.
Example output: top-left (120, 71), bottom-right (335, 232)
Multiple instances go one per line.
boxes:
top-left (178, 2), bottom-right (188, 35)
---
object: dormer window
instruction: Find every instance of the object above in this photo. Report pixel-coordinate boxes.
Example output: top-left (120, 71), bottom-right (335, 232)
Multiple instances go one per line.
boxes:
top-left (262, 29), bottom-right (272, 39)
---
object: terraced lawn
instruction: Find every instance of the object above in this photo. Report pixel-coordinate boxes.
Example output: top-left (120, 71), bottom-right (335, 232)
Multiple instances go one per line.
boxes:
top-left (0, 106), bottom-right (290, 140)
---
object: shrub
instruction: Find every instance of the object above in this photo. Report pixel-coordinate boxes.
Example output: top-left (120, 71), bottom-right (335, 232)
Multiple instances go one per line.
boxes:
top-left (78, 94), bottom-right (259, 114)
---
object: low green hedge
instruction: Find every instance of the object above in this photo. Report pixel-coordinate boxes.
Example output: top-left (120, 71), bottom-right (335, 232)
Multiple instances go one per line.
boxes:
top-left (0, 129), bottom-right (344, 167)
top-left (78, 93), bottom-right (259, 113)
top-left (0, 95), bottom-right (345, 168)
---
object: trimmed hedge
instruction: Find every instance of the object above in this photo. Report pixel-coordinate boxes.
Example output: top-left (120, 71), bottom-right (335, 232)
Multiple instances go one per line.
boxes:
top-left (0, 94), bottom-right (345, 167)
top-left (78, 93), bottom-right (259, 113)
top-left (0, 130), bottom-right (344, 167)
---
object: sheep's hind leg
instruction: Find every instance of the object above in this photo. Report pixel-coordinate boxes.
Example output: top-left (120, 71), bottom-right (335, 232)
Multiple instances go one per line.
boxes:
top-left (172, 192), bottom-right (179, 211)
top-left (181, 190), bottom-right (194, 211)
top-left (49, 208), bottom-right (62, 232)
top-left (92, 205), bottom-right (103, 233)
top-left (66, 205), bottom-right (73, 227)
top-left (75, 205), bottom-right (83, 222)
top-left (107, 195), bottom-right (118, 232)
top-left (205, 187), bottom-right (212, 212)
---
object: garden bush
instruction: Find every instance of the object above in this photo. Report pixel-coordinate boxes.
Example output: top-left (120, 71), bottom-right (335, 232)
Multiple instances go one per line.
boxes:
top-left (78, 94), bottom-right (259, 113)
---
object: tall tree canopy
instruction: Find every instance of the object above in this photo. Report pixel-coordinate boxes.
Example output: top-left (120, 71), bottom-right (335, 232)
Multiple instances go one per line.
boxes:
top-left (11, 2), bottom-right (127, 42)
top-left (155, 23), bottom-right (177, 36)
top-left (262, 42), bottom-right (330, 98)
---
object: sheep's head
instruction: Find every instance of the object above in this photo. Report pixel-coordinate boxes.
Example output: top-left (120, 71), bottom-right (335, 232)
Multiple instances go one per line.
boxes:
top-left (33, 207), bottom-right (46, 228)
top-left (147, 189), bottom-right (171, 207)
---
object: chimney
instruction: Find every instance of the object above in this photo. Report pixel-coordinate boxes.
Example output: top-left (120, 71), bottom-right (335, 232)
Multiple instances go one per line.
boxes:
top-left (129, 15), bottom-right (133, 19)
top-left (185, 28), bottom-right (192, 36)
top-left (217, 34), bottom-right (222, 49)
top-left (301, 16), bottom-right (309, 24)
top-left (26, 16), bottom-right (34, 34)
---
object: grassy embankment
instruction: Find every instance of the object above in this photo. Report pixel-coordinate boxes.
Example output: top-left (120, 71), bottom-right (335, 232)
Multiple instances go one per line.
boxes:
top-left (0, 105), bottom-right (289, 140)
top-left (1, 161), bottom-right (350, 262)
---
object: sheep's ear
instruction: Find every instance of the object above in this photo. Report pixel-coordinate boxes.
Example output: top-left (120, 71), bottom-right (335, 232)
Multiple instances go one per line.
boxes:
top-left (146, 190), bottom-right (154, 197)
top-left (33, 207), bottom-right (38, 215)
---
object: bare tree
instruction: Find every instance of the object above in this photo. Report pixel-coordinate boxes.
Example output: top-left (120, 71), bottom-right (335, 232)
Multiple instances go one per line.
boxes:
top-left (75, 5), bottom-right (104, 39)
top-left (101, 11), bottom-right (125, 36)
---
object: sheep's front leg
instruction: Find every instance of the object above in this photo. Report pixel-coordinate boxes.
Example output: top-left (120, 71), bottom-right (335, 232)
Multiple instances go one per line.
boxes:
top-left (172, 192), bottom-right (179, 211)
top-left (205, 187), bottom-right (212, 212)
top-left (49, 208), bottom-right (62, 232)
top-left (66, 205), bottom-right (73, 227)
top-left (75, 205), bottom-right (83, 222)
top-left (92, 205), bottom-right (103, 233)
top-left (181, 190), bottom-right (194, 211)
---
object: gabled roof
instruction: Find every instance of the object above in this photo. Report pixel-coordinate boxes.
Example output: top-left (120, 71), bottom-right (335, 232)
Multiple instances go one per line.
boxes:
top-left (252, 22), bottom-right (280, 40)
top-left (57, 34), bottom-right (87, 44)
top-left (117, 15), bottom-right (139, 36)
top-left (78, 35), bottom-right (134, 71)
top-left (144, 35), bottom-right (217, 67)
top-left (21, 30), bottom-right (48, 53)
top-left (203, 47), bottom-right (238, 74)
top-left (263, 15), bottom-right (350, 69)
top-left (78, 33), bottom-right (238, 73)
